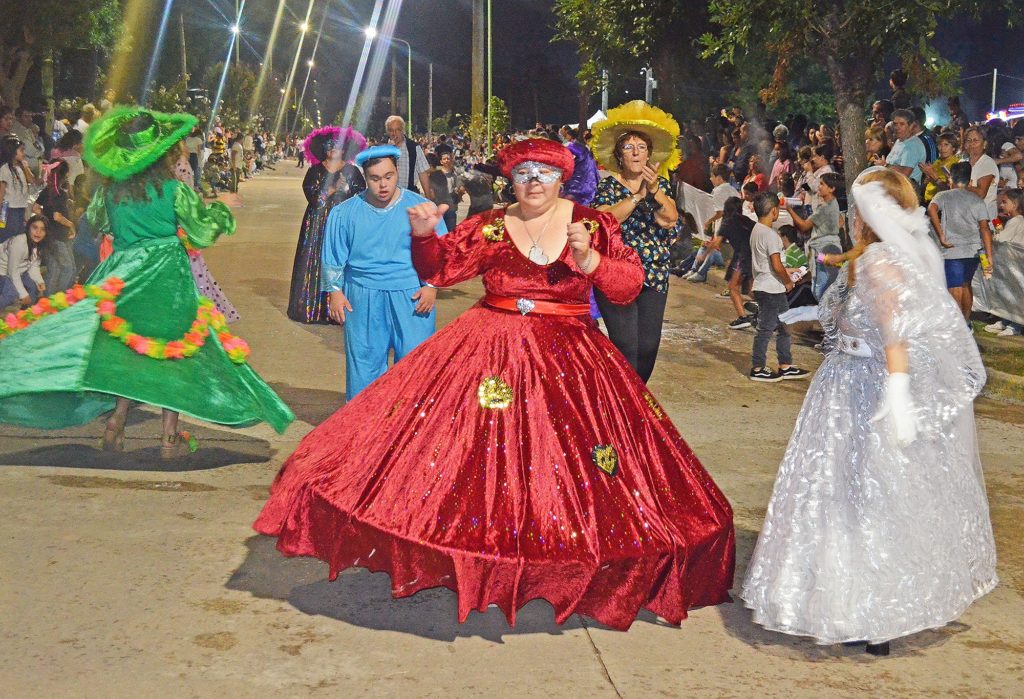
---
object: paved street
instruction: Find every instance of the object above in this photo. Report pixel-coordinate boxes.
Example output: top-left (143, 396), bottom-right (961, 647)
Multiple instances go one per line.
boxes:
top-left (1, 164), bottom-right (1022, 698)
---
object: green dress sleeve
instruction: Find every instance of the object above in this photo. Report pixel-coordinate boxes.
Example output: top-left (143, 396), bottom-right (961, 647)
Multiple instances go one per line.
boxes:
top-left (86, 186), bottom-right (111, 234)
top-left (173, 182), bottom-right (237, 249)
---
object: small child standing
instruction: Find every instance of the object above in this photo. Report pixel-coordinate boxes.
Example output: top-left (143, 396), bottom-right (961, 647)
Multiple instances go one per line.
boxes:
top-left (749, 191), bottom-right (810, 382)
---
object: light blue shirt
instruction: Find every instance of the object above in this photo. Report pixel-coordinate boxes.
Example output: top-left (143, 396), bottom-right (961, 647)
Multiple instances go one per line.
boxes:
top-left (321, 188), bottom-right (448, 292)
top-left (888, 136), bottom-right (926, 183)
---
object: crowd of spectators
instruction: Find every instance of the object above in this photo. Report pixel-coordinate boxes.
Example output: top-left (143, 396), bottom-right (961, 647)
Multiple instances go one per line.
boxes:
top-left (0, 100), bottom-right (283, 314)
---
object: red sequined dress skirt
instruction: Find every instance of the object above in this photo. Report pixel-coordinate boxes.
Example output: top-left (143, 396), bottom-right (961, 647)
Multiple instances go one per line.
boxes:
top-left (254, 303), bottom-right (735, 630)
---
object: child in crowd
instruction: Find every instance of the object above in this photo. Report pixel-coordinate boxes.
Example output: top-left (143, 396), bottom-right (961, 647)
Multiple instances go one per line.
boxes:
top-left (704, 196), bottom-right (756, 328)
top-left (983, 187), bottom-right (1023, 336)
top-left (749, 191), bottom-right (810, 382)
top-left (920, 131), bottom-right (961, 203)
top-left (780, 224), bottom-right (815, 308)
top-left (681, 164), bottom-right (733, 279)
top-left (927, 161), bottom-right (993, 322)
top-left (785, 171), bottom-right (843, 300)
top-left (0, 213), bottom-right (46, 308)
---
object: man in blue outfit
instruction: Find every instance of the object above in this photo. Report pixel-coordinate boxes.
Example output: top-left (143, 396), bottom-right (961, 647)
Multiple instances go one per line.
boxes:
top-left (321, 144), bottom-right (448, 400)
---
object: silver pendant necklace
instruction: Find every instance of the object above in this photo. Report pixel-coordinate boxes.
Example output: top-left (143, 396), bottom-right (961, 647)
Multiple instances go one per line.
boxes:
top-left (522, 205), bottom-right (557, 265)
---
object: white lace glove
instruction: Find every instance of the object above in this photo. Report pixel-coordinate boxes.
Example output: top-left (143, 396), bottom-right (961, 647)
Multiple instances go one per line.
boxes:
top-left (871, 372), bottom-right (918, 447)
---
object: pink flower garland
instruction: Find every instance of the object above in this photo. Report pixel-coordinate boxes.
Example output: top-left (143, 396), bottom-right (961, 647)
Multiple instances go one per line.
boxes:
top-left (0, 277), bottom-right (251, 364)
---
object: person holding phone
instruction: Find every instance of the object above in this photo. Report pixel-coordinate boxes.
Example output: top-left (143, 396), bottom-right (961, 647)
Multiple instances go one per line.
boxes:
top-left (919, 131), bottom-right (961, 203)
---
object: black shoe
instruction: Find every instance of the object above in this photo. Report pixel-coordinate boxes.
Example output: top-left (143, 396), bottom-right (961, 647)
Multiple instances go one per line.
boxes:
top-left (743, 300), bottom-right (759, 315)
top-left (866, 642), bottom-right (890, 656)
top-left (749, 367), bottom-right (782, 382)
top-left (778, 366), bottom-right (811, 380)
top-left (729, 316), bottom-right (752, 330)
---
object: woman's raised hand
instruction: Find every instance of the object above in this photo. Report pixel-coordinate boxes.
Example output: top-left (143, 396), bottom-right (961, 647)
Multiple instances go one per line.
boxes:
top-left (407, 202), bottom-right (449, 237)
top-left (640, 161), bottom-right (661, 192)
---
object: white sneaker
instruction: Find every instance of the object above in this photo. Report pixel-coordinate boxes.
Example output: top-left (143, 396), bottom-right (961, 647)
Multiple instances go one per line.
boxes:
top-left (984, 321), bottom-right (1006, 333)
top-left (997, 326), bottom-right (1020, 337)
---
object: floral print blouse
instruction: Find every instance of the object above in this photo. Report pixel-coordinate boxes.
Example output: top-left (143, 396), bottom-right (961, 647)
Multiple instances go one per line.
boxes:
top-left (593, 175), bottom-right (680, 293)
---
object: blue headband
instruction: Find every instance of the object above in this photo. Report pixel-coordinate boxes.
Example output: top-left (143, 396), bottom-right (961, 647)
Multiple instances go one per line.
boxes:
top-left (355, 144), bottom-right (402, 168)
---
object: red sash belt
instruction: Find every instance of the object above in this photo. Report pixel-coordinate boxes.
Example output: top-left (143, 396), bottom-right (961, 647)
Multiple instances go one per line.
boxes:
top-left (483, 293), bottom-right (591, 317)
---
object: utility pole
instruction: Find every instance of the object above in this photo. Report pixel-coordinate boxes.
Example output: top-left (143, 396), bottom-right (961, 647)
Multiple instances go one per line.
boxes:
top-left (601, 69), bottom-right (608, 112)
top-left (179, 11), bottom-right (188, 89)
top-left (428, 62), bottom-right (433, 139)
top-left (391, 53), bottom-right (397, 114)
top-left (644, 67), bottom-right (656, 103)
top-left (235, 0), bottom-right (240, 66)
top-left (486, 0), bottom-right (492, 155)
top-left (991, 69), bottom-right (998, 114)
top-left (471, 0), bottom-right (485, 119)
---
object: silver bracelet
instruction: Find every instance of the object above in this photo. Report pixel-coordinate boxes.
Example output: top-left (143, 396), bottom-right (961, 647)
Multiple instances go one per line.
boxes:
top-left (580, 249), bottom-right (595, 274)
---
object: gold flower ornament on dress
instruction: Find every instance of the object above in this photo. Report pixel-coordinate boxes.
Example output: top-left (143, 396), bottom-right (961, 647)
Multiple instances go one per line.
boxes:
top-left (482, 218), bottom-right (506, 243)
top-left (477, 376), bottom-right (514, 409)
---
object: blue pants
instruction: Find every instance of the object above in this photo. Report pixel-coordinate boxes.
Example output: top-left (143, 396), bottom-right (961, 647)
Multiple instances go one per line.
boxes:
top-left (343, 281), bottom-right (436, 401)
top-left (0, 271), bottom-right (40, 308)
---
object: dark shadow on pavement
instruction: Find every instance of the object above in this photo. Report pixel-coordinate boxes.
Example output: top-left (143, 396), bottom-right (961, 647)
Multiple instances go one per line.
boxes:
top-left (0, 443), bottom-right (272, 472)
top-left (227, 535), bottom-right (668, 642)
top-left (269, 382), bottom-right (344, 426)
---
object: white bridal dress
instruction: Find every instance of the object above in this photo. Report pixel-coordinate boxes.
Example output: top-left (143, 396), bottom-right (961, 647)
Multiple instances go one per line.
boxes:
top-left (741, 238), bottom-right (998, 645)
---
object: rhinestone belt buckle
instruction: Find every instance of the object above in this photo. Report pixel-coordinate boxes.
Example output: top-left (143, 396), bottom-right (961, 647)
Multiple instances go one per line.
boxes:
top-left (516, 298), bottom-right (536, 315)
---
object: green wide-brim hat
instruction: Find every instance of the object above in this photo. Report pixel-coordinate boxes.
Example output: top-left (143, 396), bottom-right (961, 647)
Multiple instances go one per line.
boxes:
top-left (84, 105), bottom-right (197, 181)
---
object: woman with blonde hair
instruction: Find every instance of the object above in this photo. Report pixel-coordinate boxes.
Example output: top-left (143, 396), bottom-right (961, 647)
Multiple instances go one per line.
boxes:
top-left (743, 168), bottom-right (996, 655)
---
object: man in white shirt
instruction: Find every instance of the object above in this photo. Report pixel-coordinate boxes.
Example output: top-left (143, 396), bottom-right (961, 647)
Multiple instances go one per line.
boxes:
top-left (10, 108), bottom-right (43, 173)
top-left (385, 115), bottom-right (430, 194)
top-left (704, 164), bottom-right (736, 238)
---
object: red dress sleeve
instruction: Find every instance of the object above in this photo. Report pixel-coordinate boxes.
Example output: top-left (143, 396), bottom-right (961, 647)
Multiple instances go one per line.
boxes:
top-left (411, 213), bottom-right (490, 287)
top-left (577, 210), bottom-right (644, 305)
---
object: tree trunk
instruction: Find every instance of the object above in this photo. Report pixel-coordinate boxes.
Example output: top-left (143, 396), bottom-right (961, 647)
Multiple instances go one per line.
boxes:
top-left (578, 81), bottom-right (590, 128)
top-left (41, 47), bottom-right (54, 130)
top-left (0, 45), bottom-right (34, 108)
top-left (822, 45), bottom-right (871, 195)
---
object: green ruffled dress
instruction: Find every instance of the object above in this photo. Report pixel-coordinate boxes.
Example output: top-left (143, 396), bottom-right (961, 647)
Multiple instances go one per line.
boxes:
top-left (0, 179), bottom-right (293, 433)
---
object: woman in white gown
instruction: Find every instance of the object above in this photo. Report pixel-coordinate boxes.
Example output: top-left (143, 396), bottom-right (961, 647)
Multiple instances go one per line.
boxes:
top-left (741, 168), bottom-right (997, 655)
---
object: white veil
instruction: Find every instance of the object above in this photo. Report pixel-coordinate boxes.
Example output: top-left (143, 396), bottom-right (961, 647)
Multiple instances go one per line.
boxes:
top-left (849, 175), bottom-right (946, 291)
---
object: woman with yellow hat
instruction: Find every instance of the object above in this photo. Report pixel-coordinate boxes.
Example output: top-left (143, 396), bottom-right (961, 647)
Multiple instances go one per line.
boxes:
top-left (591, 101), bottom-right (682, 383)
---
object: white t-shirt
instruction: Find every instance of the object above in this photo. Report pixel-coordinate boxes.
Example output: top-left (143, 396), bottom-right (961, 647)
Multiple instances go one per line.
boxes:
top-left (710, 181), bottom-right (736, 233)
top-left (0, 163), bottom-right (30, 208)
top-left (999, 142), bottom-right (1018, 190)
top-left (1000, 215), bottom-right (1024, 245)
top-left (750, 222), bottom-right (787, 294)
top-left (968, 154), bottom-right (999, 218)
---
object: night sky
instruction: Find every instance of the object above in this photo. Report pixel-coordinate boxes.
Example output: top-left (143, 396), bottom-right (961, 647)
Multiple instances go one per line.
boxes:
top-left (165, 1), bottom-right (1022, 130)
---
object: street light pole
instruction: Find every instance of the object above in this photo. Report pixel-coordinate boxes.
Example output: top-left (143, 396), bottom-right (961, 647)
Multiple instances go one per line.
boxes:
top-left (366, 28), bottom-right (414, 136)
top-left (486, 0), bottom-right (492, 155)
top-left (428, 62), bottom-right (433, 139)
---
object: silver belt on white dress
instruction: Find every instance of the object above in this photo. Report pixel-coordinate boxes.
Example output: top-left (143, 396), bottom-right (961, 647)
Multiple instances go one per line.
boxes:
top-left (838, 332), bottom-right (872, 358)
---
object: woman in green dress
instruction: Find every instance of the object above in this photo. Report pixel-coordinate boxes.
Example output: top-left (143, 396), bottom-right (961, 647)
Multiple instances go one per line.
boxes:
top-left (0, 107), bottom-right (293, 458)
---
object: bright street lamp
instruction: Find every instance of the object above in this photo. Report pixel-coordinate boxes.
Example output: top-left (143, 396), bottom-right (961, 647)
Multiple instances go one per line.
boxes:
top-left (300, 22), bottom-right (309, 33)
top-left (230, 24), bottom-right (240, 34)
top-left (364, 26), bottom-right (412, 135)
top-left (307, 59), bottom-right (314, 67)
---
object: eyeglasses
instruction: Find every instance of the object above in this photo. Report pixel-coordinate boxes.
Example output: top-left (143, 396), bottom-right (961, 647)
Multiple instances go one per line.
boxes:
top-left (620, 143), bottom-right (649, 152)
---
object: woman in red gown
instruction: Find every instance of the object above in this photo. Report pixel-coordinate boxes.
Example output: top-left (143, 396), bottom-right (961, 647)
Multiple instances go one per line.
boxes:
top-left (255, 139), bottom-right (734, 630)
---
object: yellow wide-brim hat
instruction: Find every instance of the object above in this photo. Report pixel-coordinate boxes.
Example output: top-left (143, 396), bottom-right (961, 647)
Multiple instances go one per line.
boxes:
top-left (590, 100), bottom-right (681, 178)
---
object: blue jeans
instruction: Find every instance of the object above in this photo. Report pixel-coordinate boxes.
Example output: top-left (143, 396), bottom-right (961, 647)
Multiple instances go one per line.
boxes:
top-left (752, 291), bottom-right (792, 368)
top-left (43, 239), bottom-right (78, 293)
top-left (0, 271), bottom-right (40, 308)
top-left (686, 246), bottom-right (724, 279)
top-left (811, 245), bottom-right (841, 301)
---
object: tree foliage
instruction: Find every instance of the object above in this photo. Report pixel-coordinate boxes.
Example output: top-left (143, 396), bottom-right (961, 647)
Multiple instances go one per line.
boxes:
top-left (701, 0), bottom-right (1014, 188)
top-left (0, 0), bottom-right (121, 106)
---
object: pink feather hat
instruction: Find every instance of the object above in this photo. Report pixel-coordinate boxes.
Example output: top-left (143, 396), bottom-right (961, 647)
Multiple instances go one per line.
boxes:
top-left (302, 126), bottom-right (368, 166)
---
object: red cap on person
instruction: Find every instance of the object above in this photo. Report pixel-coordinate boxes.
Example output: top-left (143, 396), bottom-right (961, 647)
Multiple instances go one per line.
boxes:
top-left (496, 138), bottom-right (575, 182)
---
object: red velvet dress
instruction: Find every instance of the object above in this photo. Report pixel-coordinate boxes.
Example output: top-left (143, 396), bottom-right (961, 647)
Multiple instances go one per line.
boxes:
top-left (254, 203), bottom-right (735, 630)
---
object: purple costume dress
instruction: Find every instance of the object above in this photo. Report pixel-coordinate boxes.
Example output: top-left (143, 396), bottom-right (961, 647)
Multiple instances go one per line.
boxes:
top-left (175, 157), bottom-right (240, 323)
top-left (286, 163), bottom-right (366, 323)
